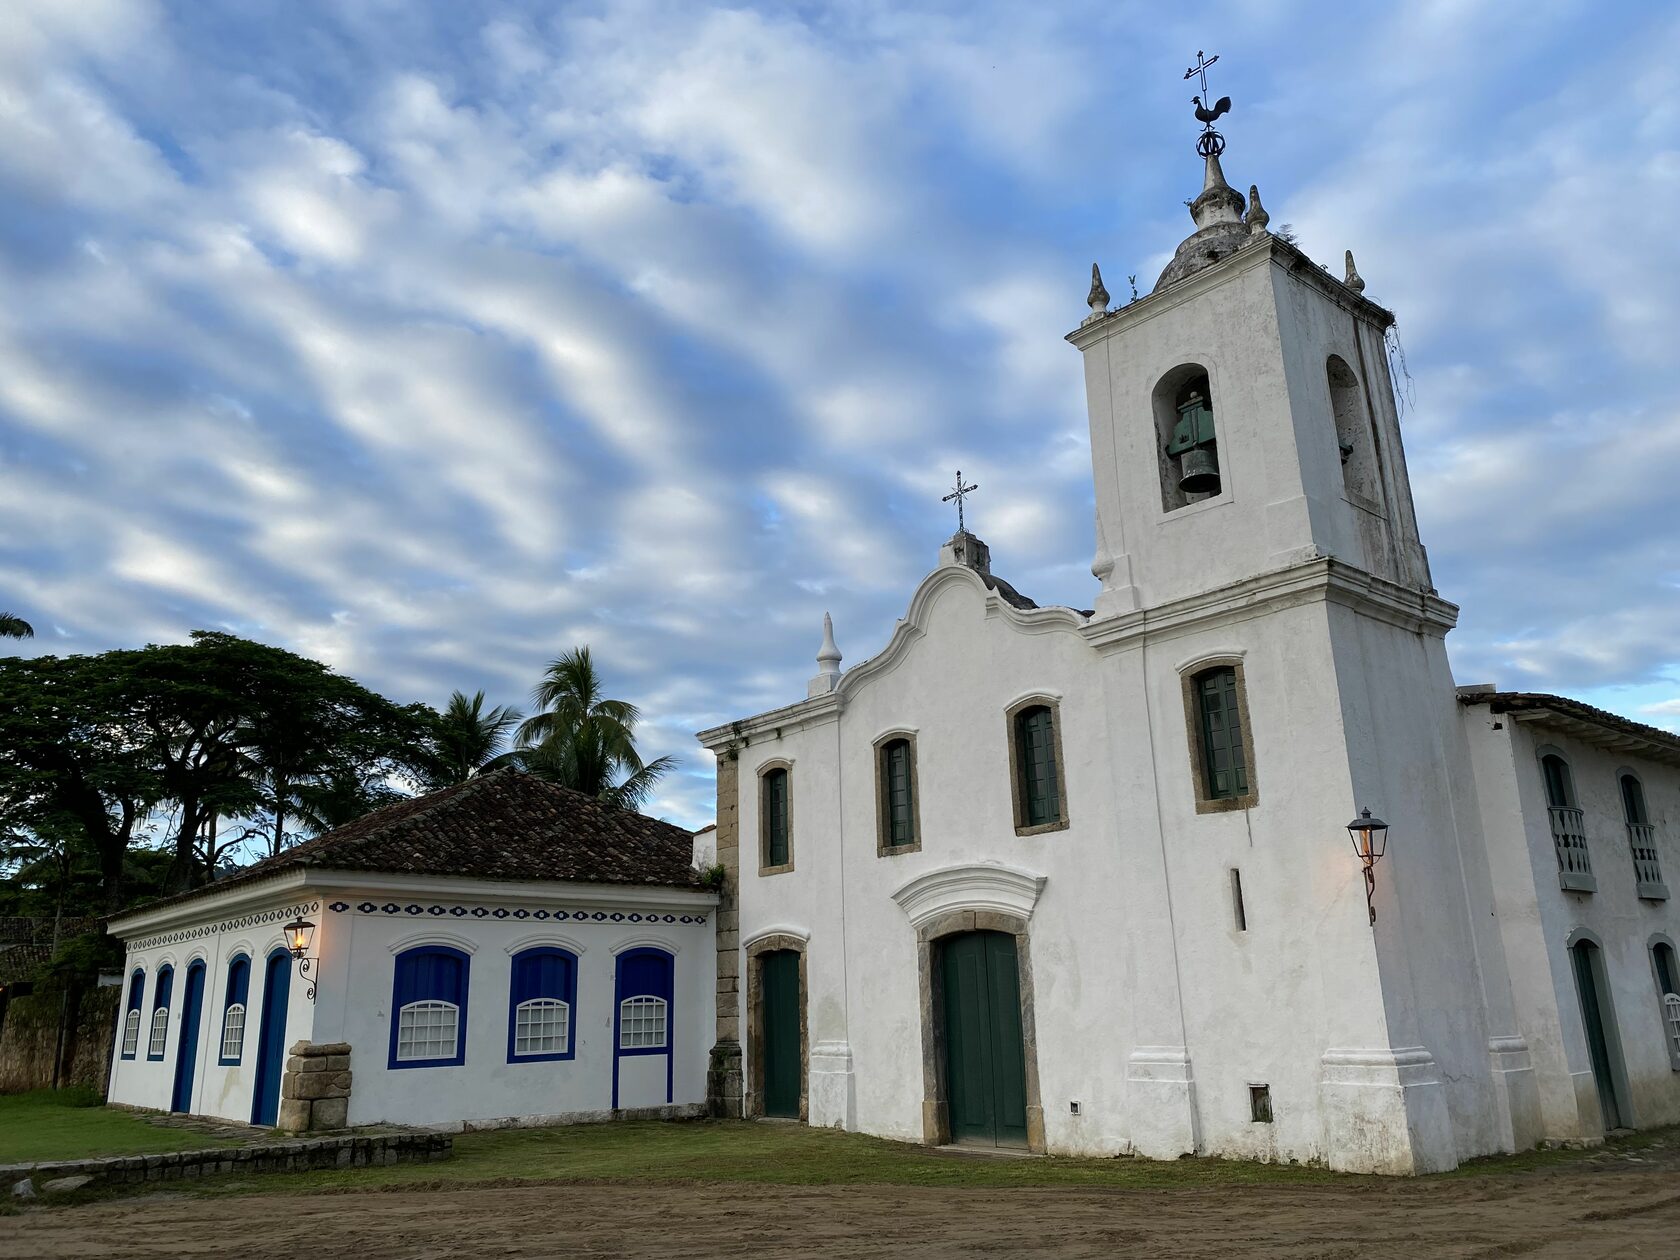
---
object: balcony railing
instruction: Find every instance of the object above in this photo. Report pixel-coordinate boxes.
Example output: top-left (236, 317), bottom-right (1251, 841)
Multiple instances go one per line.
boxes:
top-left (1549, 806), bottom-right (1596, 892)
top-left (1628, 822), bottom-right (1668, 900)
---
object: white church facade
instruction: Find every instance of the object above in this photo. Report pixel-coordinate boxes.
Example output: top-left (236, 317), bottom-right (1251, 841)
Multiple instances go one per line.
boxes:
top-left (696, 146), bottom-right (1680, 1174)
top-left (105, 770), bottom-right (718, 1131)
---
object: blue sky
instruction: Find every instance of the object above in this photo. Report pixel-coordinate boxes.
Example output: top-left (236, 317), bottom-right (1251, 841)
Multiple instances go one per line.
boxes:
top-left (2, 0), bottom-right (1677, 830)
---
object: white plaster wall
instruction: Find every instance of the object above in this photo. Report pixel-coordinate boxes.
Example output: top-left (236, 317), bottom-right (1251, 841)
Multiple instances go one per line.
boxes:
top-left (728, 561), bottom-right (1505, 1170)
top-left (1464, 711), bottom-right (1680, 1136)
top-left (106, 899), bottom-right (320, 1123)
top-left (108, 880), bottom-right (717, 1131)
top-left (312, 893), bottom-right (715, 1129)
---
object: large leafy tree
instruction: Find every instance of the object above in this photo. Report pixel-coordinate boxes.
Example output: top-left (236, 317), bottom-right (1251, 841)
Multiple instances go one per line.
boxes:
top-left (420, 689), bottom-right (522, 789)
top-left (0, 653), bottom-right (160, 910)
top-left (512, 647), bottom-right (674, 810)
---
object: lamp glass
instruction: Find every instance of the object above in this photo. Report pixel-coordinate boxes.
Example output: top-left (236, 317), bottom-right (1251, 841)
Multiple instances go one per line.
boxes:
top-left (284, 917), bottom-right (315, 957)
top-left (1346, 808), bottom-right (1389, 864)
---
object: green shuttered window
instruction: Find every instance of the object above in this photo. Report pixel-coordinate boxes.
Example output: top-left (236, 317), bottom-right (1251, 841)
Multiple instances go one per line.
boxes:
top-left (882, 739), bottom-right (915, 848)
top-left (1196, 667), bottom-right (1248, 801)
top-left (763, 767), bottom-right (791, 868)
top-left (1015, 705), bottom-right (1060, 827)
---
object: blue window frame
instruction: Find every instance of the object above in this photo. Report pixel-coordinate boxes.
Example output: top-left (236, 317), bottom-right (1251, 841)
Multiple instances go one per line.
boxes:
top-left (219, 954), bottom-right (251, 1065)
top-left (147, 965), bottom-right (174, 1060)
top-left (507, 947), bottom-right (578, 1064)
top-left (612, 948), bottom-right (675, 1109)
top-left (120, 968), bottom-right (145, 1059)
top-left (388, 945), bottom-right (470, 1069)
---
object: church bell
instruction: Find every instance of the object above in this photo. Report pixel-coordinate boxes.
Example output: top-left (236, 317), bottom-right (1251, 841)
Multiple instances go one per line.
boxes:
top-left (1167, 387), bottom-right (1222, 495)
top-left (1177, 446), bottom-right (1221, 494)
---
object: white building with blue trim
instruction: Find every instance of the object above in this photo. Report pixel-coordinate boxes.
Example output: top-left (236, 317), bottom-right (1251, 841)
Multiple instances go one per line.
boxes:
top-left (104, 769), bottom-right (717, 1132)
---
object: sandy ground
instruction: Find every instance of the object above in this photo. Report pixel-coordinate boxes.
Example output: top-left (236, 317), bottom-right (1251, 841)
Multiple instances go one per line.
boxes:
top-left (6, 1163), bottom-right (1680, 1260)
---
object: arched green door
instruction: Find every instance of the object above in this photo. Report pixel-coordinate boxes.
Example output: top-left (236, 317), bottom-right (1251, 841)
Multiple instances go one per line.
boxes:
top-left (760, 950), bottom-right (801, 1118)
top-left (940, 931), bottom-right (1028, 1147)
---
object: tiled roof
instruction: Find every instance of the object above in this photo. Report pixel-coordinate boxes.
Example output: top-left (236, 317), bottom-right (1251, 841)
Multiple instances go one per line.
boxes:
top-left (1459, 690), bottom-right (1680, 768)
top-left (0, 942), bottom-right (51, 985)
top-left (129, 769), bottom-right (701, 918)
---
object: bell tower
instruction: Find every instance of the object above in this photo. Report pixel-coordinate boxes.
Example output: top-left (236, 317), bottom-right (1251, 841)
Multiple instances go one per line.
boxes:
top-left (1068, 133), bottom-right (1431, 620)
top-left (1063, 72), bottom-right (1540, 1174)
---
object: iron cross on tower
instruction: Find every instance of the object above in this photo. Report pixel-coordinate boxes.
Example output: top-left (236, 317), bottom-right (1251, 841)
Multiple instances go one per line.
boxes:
top-left (1184, 49), bottom-right (1231, 157)
top-left (942, 470), bottom-right (979, 533)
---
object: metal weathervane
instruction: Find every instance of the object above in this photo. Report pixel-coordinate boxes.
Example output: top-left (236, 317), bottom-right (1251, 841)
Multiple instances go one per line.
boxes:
top-left (942, 470), bottom-right (979, 533)
top-left (1184, 49), bottom-right (1232, 157)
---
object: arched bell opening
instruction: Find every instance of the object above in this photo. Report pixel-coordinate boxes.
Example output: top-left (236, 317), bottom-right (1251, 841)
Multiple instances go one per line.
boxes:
top-left (1153, 364), bottom-right (1222, 511)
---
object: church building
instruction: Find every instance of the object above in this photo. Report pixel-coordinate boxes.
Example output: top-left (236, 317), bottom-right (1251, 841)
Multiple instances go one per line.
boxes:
top-left (696, 123), bottom-right (1680, 1173)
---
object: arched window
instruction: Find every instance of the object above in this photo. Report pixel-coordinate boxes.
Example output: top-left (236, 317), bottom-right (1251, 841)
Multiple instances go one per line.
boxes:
top-left (1191, 666), bottom-right (1250, 805)
top-left (616, 949), bottom-right (674, 1052)
top-left (1540, 753), bottom-right (1593, 891)
top-left (1622, 774), bottom-right (1667, 898)
top-left (389, 946), bottom-right (470, 1068)
top-left (148, 964), bottom-right (174, 1060)
top-left (121, 968), bottom-right (145, 1059)
top-left (1155, 366), bottom-right (1221, 511)
top-left (877, 736), bottom-right (919, 853)
top-left (219, 954), bottom-right (250, 1065)
top-left (508, 947), bottom-right (577, 1062)
top-left (1327, 355), bottom-right (1378, 505)
top-left (1009, 702), bottom-right (1066, 833)
top-left (1651, 941), bottom-right (1680, 1069)
top-left (760, 765), bottom-right (793, 873)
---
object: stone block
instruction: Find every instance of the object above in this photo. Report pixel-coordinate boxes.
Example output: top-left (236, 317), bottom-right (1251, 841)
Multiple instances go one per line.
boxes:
top-left (289, 1039), bottom-right (313, 1056)
top-left (325, 1054), bottom-right (351, 1072)
top-left (310, 1097), bottom-right (349, 1130)
top-left (276, 1098), bottom-right (312, 1132)
top-left (311, 1041), bottom-right (352, 1056)
top-left (11, 1178), bottom-right (35, 1199)
top-left (285, 1073), bottom-right (340, 1101)
top-left (329, 1070), bottom-right (352, 1092)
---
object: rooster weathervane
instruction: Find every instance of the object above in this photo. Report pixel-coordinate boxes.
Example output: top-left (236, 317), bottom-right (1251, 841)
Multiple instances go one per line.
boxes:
top-left (1184, 50), bottom-right (1231, 158)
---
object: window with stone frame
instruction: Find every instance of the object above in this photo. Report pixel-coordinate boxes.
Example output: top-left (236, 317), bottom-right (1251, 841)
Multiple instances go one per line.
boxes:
top-left (1182, 661), bottom-right (1258, 812)
top-left (876, 735), bottom-right (920, 854)
top-left (1540, 752), bottom-right (1593, 891)
top-left (1621, 773), bottom-right (1667, 899)
top-left (760, 764), bottom-right (793, 872)
top-left (1154, 365), bottom-right (1223, 512)
top-left (1007, 699), bottom-right (1068, 835)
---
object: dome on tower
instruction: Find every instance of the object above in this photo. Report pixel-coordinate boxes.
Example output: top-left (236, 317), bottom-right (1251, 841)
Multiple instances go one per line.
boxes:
top-left (1153, 152), bottom-right (1262, 293)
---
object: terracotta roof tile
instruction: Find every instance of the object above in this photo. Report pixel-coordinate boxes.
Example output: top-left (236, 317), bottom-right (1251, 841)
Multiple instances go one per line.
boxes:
top-left (133, 769), bottom-right (700, 918)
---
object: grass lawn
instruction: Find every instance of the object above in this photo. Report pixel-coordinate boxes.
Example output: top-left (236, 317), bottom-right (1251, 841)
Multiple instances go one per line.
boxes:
top-left (192, 1119), bottom-right (1341, 1198)
top-left (0, 1089), bottom-right (245, 1165)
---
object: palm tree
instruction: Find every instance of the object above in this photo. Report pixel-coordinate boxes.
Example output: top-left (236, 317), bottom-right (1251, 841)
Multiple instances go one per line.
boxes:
top-left (425, 689), bottom-right (522, 788)
top-left (513, 647), bottom-right (675, 810)
top-left (0, 613), bottom-right (32, 638)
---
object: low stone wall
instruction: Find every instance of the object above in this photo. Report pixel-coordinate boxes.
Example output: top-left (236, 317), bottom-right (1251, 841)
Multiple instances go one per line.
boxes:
top-left (0, 986), bottom-right (119, 1095)
top-left (2, 1133), bottom-right (451, 1191)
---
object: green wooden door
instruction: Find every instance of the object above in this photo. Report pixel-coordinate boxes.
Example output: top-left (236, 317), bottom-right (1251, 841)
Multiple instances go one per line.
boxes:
top-left (1571, 941), bottom-right (1625, 1130)
top-left (941, 931), bottom-right (1028, 1147)
top-left (760, 950), bottom-right (801, 1119)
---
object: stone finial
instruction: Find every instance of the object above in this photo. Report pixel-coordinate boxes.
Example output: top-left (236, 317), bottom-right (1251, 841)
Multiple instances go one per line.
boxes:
top-left (1086, 263), bottom-right (1110, 317)
top-left (1246, 184), bottom-right (1270, 236)
top-left (1344, 250), bottom-right (1366, 294)
top-left (939, 529), bottom-right (991, 576)
top-left (808, 612), bottom-right (842, 697)
top-left (1188, 152), bottom-right (1245, 229)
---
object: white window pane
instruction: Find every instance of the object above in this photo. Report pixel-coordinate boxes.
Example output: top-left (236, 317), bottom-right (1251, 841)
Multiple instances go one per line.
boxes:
top-left (514, 999), bottom-right (570, 1055)
top-left (149, 1007), bottom-right (169, 1056)
top-left (618, 996), bottom-right (668, 1050)
top-left (122, 1010), bottom-right (140, 1056)
top-left (397, 1000), bottom-right (459, 1062)
top-left (221, 1004), bottom-right (246, 1061)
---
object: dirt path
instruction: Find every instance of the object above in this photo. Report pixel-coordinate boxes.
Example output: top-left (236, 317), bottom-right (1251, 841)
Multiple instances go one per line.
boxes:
top-left (6, 1168), bottom-right (1680, 1260)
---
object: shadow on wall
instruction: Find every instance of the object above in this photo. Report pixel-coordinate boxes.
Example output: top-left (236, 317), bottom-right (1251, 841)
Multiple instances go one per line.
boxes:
top-left (0, 985), bottom-right (119, 1095)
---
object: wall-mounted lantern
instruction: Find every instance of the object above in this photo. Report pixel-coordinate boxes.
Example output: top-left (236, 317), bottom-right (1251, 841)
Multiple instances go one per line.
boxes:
top-left (284, 916), bottom-right (319, 1001)
top-left (1346, 808), bottom-right (1390, 926)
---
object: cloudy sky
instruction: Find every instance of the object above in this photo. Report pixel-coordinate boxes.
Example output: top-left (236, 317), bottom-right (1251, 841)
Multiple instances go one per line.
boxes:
top-left (2, 0), bottom-right (1676, 830)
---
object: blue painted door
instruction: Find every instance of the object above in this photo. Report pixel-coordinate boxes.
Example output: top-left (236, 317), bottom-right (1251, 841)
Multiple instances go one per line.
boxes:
top-left (170, 961), bottom-right (206, 1113)
top-left (251, 949), bottom-right (292, 1127)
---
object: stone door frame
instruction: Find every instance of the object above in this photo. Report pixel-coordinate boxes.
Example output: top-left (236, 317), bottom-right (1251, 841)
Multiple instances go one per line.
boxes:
top-left (744, 932), bottom-right (808, 1122)
top-left (916, 911), bottom-right (1045, 1153)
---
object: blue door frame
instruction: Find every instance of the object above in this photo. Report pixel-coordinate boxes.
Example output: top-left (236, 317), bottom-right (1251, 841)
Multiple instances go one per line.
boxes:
top-left (170, 961), bottom-right (207, 1113)
top-left (251, 949), bottom-right (292, 1127)
top-left (612, 948), bottom-right (674, 1109)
